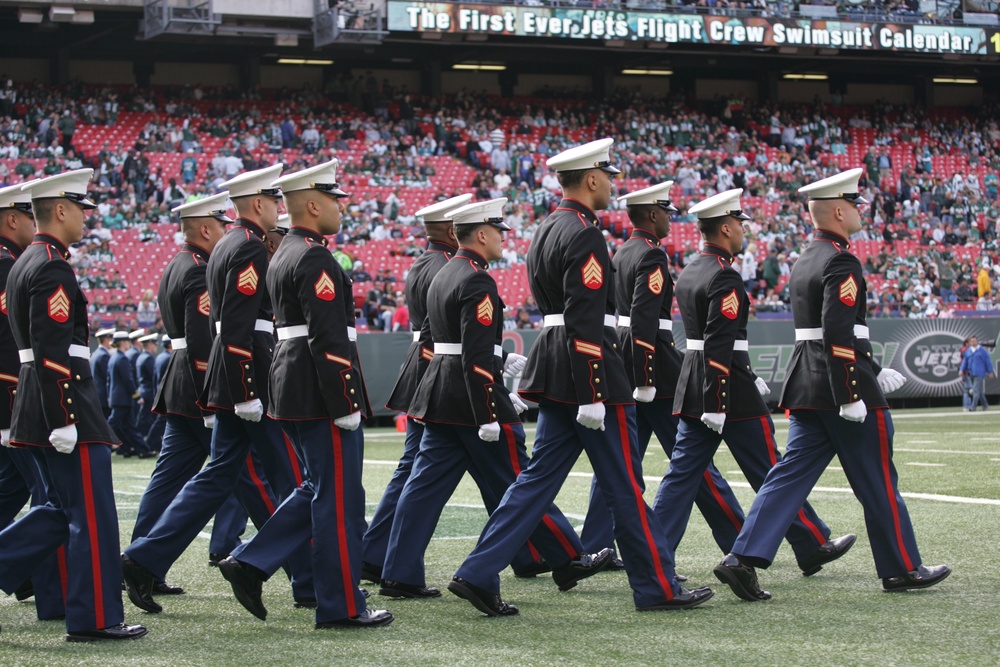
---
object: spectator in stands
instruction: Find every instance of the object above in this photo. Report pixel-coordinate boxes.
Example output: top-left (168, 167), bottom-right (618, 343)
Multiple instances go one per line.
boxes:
top-left (978, 262), bottom-right (993, 300)
top-left (390, 293), bottom-right (409, 332)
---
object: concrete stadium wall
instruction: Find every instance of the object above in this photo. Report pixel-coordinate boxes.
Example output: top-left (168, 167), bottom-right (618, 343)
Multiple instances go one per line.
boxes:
top-left (613, 74), bottom-right (670, 97)
top-left (69, 59), bottom-right (135, 85)
top-left (260, 64), bottom-right (325, 89)
top-left (0, 58), bottom-right (50, 82)
top-left (931, 84), bottom-right (983, 107)
top-left (150, 62), bottom-right (240, 87)
top-left (695, 78), bottom-right (757, 101)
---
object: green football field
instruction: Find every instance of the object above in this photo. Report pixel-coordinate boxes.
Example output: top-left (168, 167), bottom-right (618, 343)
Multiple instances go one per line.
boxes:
top-left (2, 408), bottom-right (999, 666)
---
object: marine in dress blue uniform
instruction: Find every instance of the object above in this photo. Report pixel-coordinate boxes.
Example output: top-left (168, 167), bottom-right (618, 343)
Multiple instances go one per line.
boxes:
top-left (218, 159), bottom-right (393, 628)
top-left (145, 335), bottom-right (170, 453)
top-left (90, 329), bottom-right (114, 418)
top-left (715, 169), bottom-right (951, 600)
top-left (656, 188), bottom-right (855, 577)
top-left (382, 198), bottom-right (608, 599)
top-left (126, 193), bottom-right (259, 597)
top-left (451, 139), bottom-right (713, 616)
top-left (124, 329), bottom-right (147, 453)
top-left (0, 169), bottom-right (146, 641)
top-left (109, 333), bottom-right (149, 457)
top-left (580, 181), bottom-right (746, 565)
top-left (122, 166), bottom-right (313, 614)
top-left (134, 334), bottom-right (159, 452)
top-left (0, 181), bottom-right (67, 622)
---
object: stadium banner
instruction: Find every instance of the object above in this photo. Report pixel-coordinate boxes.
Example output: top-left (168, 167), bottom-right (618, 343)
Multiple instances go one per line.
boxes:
top-left (387, 1), bottom-right (999, 56)
top-left (362, 317), bottom-right (1000, 415)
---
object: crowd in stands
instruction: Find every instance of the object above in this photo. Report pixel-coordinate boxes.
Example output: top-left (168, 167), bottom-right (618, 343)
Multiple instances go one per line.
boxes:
top-left (2, 76), bottom-right (1000, 329)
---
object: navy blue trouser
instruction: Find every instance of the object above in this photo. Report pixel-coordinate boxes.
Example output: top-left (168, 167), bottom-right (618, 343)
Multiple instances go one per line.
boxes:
top-left (232, 418), bottom-right (367, 623)
top-left (125, 412), bottom-right (313, 599)
top-left (734, 409), bottom-right (922, 579)
top-left (582, 398), bottom-right (745, 555)
top-left (0, 444), bottom-right (123, 633)
top-left (129, 415), bottom-right (259, 570)
top-left (210, 493), bottom-right (248, 556)
top-left (656, 415), bottom-right (831, 566)
top-left (145, 413), bottom-right (166, 453)
top-left (362, 417), bottom-right (549, 575)
top-left (136, 393), bottom-right (157, 447)
top-left (455, 402), bottom-right (680, 609)
top-left (110, 405), bottom-right (149, 454)
top-left (0, 446), bottom-right (66, 620)
top-left (383, 421), bottom-right (582, 588)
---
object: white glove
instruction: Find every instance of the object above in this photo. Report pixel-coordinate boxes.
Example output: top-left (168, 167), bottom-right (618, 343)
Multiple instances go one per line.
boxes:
top-left (509, 392), bottom-right (529, 414)
top-left (203, 415), bottom-right (216, 429)
top-left (576, 402), bottom-right (606, 431)
top-left (478, 422), bottom-right (501, 442)
top-left (334, 411), bottom-right (362, 431)
top-left (49, 424), bottom-right (78, 454)
top-left (755, 377), bottom-right (771, 396)
top-left (877, 368), bottom-right (907, 394)
top-left (700, 412), bottom-right (726, 434)
top-left (839, 400), bottom-right (867, 423)
top-left (633, 386), bottom-right (656, 403)
top-left (137, 397), bottom-right (145, 406)
top-left (503, 353), bottom-right (527, 377)
top-left (0, 429), bottom-right (11, 448)
top-left (234, 399), bottom-right (263, 422)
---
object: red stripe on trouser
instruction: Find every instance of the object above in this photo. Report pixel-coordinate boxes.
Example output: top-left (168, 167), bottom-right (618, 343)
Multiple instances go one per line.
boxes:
top-left (244, 454), bottom-right (276, 514)
top-left (616, 405), bottom-right (673, 600)
top-left (78, 446), bottom-right (105, 629)
top-left (502, 424), bottom-right (576, 559)
top-left (702, 470), bottom-right (743, 531)
top-left (877, 410), bottom-right (914, 572)
top-left (57, 546), bottom-right (69, 603)
top-left (330, 421), bottom-right (358, 618)
top-left (760, 417), bottom-right (778, 467)
top-left (795, 508), bottom-right (826, 545)
top-left (283, 432), bottom-right (304, 488)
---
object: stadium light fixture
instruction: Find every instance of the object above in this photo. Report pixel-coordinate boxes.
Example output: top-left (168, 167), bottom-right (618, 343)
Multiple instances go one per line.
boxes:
top-left (932, 77), bottom-right (978, 84)
top-left (621, 69), bottom-right (673, 76)
top-left (277, 58), bottom-right (334, 66)
top-left (783, 73), bottom-right (828, 80)
top-left (452, 63), bottom-right (507, 71)
top-left (18, 9), bottom-right (43, 23)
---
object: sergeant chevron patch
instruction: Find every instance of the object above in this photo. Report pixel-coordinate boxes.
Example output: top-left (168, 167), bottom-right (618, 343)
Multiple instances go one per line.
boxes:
top-left (476, 295), bottom-right (494, 326)
top-left (314, 271), bottom-right (336, 301)
top-left (582, 254), bottom-right (603, 290)
top-left (48, 285), bottom-right (70, 323)
top-left (236, 264), bottom-right (258, 296)
top-left (0, 290), bottom-right (6, 315)
top-left (198, 291), bottom-right (210, 317)
top-left (648, 267), bottom-right (664, 295)
top-left (720, 289), bottom-right (739, 320)
top-left (839, 275), bottom-right (858, 306)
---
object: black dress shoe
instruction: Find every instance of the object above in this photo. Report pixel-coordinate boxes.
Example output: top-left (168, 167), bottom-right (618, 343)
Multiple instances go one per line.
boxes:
top-left (605, 556), bottom-right (626, 571)
top-left (675, 573), bottom-right (688, 583)
top-left (552, 547), bottom-right (613, 591)
top-left (315, 608), bottom-right (394, 628)
top-left (153, 581), bottom-right (185, 595)
top-left (713, 554), bottom-right (772, 602)
top-left (798, 534), bottom-right (857, 576)
top-left (66, 623), bottom-right (148, 642)
top-left (14, 578), bottom-right (34, 601)
top-left (379, 579), bottom-right (441, 598)
top-left (294, 597), bottom-right (317, 608)
top-left (637, 586), bottom-right (714, 611)
top-left (121, 555), bottom-right (162, 613)
top-left (219, 557), bottom-right (267, 620)
top-left (361, 561), bottom-right (382, 584)
top-left (448, 577), bottom-right (518, 617)
top-left (513, 559), bottom-right (552, 578)
top-left (882, 564), bottom-right (952, 592)
top-left (362, 588), bottom-right (370, 599)
top-left (208, 552), bottom-right (228, 567)
top-left (138, 450), bottom-right (159, 459)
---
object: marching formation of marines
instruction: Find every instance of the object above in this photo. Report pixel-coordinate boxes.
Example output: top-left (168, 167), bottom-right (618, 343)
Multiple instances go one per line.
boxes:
top-left (0, 142), bottom-right (949, 642)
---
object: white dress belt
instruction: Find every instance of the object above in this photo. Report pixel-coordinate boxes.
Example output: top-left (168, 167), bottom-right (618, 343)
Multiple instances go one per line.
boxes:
top-left (216, 319), bottom-right (273, 335)
top-left (617, 316), bottom-right (672, 331)
top-left (276, 325), bottom-right (358, 342)
top-left (412, 331), bottom-right (421, 342)
top-left (434, 343), bottom-right (504, 357)
top-left (171, 338), bottom-right (188, 350)
top-left (543, 314), bottom-right (617, 328)
top-left (19, 344), bottom-right (91, 364)
top-left (685, 339), bottom-right (749, 352)
top-left (795, 325), bottom-right (870, 341)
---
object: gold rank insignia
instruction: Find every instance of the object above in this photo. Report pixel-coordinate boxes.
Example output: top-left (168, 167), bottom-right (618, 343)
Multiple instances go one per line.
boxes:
top-left (582, 254), bottom-right (603, 290)
top-left (839, 275), bottom-right (858, 307)
top-left (648, 267), bottom-right (664, 295)
top-left (476, 295), bottom-right (494, 326)
top-left (236, 264), bottom-right (259, 296)
top-left (48, 285), bottom-right (70, 323)
top-left (0, 290), bottom-right (6, 315)
top-left (198, 291), bottom-right (210, 317)
top-left (314, 271), bottom-right (336, 302)
top-left (720, 289), bottom-right (739, 320)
